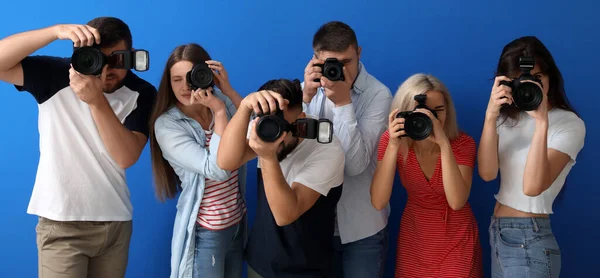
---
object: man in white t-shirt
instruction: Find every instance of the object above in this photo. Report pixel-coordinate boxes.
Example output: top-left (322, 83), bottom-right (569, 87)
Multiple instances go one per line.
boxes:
top-left (217, 78), bottom-right (345, 277)
top-left (0, 17), bottom-right (156, 278)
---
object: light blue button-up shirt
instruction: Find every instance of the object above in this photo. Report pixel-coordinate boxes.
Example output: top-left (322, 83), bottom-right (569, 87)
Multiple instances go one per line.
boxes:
top-left (303, 61), bottom-right (392, 244)
top-left (154, 88), bottom-right (247, 278)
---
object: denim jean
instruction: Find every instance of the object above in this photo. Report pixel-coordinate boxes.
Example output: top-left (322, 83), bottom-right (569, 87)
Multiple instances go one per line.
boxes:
top-left (489, 217), bottom-right (561, 278)
top-left (332, 225), bottom-right (389, 278)
top-left (193, 215), bottom-right (245, 278)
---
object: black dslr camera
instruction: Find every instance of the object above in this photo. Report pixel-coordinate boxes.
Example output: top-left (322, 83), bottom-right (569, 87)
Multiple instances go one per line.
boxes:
top-left (498, 56), bottom-right (543, 111)
top-left (313, 58), bottom-right (345, 82)
top-left (396, 94), bottom-right (438, 141)
top-left (71, 45), bottom-right (149, 76)
top-left (186, 63), bottom-right (214, 90)
top-left (256, 106), bottom-right (333, 144)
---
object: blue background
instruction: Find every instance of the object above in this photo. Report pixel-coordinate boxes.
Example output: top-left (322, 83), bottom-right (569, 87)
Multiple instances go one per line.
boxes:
top-left (0, 0), bottom-right (598, 277)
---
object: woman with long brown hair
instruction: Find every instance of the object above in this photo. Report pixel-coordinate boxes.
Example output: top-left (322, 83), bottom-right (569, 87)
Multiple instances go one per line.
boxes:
top-left (149, 43), bottom-right (247, 278)
top-left (478, 36), bottom-right (586, 277)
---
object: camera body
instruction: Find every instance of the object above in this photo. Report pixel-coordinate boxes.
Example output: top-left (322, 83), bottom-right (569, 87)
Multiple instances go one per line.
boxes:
top-left (498, 56), bottom-right (543, 111)
top-left (186, 63), bottom-right (215, 91)
top-left (313, 58), bottom-right (345, 82)
top-left (71, 44), bottom-right (149, 76)
top-left (396, 94), bottom-right (438, 141)
top-left (256, 107), bottom-right (333, 144)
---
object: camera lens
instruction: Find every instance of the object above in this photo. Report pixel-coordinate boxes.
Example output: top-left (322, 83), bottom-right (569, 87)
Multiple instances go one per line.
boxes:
top-left (257, 117), bottom-right (282, 142)
top-left (72, 47), bottom-right (105, 75)
top-left (405, 113), bottom-right (433, 141)
top-left (189, 64), bottom-right (214, 90)
top-left (514, 82), bottom-right (543, 111)
top-left (324, 64), bottom-right (342, 81)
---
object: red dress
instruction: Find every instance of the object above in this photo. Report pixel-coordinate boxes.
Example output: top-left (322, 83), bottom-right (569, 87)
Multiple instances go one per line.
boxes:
top-left (377, 131), bottom-right (483, 278)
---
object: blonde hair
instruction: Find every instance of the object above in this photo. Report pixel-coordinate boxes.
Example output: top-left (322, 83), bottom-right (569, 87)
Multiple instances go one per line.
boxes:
top-left (390, 73), bottom-right (460, 162)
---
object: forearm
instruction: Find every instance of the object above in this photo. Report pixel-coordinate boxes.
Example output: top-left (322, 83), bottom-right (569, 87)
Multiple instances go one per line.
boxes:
top-left (440, 141), bottom-right (470, 210)
top-left (221, 85), bottom-right (242, 109)
top-left (523, 120), bottom-right (550, 196)
top-left (260, 157), bottom-right (298, 225)
top-left (370, 144), bottom-right (399, 210)
top-left (477, 117), bottom-right (500, 181)
top-left (217, 105), bottom-right (253, 170)
top-left (212, 109), bottom-right (228, 136)
top-left (90, 97), bottom-right (145, 169)
top-left (0, 25), bottom-right (57, 71)
top-left (333, 105), bottom-right (376, 176)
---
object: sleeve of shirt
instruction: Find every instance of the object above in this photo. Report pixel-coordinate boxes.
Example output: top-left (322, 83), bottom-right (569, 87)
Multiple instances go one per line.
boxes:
top-left (454, 134), bottom-right (477, 168)
top-left (123, 83), bottom-right (157, 138)
top-left (15, 55), bottom-right (71, 104)
top-left (332, 87), bottom-right (392, 176)
top-left (293, 140), bottom-right (345, 196)
top-left (154, 115), bottom-right (230, 182)
top-left (548, 115), bottom-right (586, 162)
top-left (377, 130), bottom-right (391, 161)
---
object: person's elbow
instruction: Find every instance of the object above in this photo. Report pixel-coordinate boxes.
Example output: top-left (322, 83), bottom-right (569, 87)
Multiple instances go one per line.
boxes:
top-left (522, 183), bottom-right (545, 197)
top-left (477, 167), bottom-right (497, 182)
top-left (205, 166), bottom-right (230, 182)
top-left (370, 193), bottom-right (387, 211)
top-left (371, 198), bottom-right (387, 211)
top-left (274, 214), bottom-right (296, 227)
top-left (448, 199), bottom-right (467, 211)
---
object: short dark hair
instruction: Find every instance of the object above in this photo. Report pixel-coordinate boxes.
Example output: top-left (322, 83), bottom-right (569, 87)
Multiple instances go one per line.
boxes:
top-left (312, 21), bottom-right (358, 53)
top-left (258, 79), bottom-right (303, 110)
top-left (87, 17), bottom-right (132, 49)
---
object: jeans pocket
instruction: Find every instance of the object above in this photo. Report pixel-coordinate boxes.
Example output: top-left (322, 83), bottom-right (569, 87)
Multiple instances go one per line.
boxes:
top-left (544, 248), bottom-right (561, 278)
top-left (498, 228), bottom-right (526, 248)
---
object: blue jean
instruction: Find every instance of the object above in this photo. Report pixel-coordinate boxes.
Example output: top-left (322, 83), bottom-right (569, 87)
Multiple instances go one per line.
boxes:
top-left (193, 216), bottom-right (245, 278)
top-left (332, 225), bottom-right (389, 278)
top-left (489, 217), bottom-right (561, 278)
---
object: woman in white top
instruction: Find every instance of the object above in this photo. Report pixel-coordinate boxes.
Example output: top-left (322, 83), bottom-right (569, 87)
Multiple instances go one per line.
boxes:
top-left (478, 36), bottom-right (586, 278)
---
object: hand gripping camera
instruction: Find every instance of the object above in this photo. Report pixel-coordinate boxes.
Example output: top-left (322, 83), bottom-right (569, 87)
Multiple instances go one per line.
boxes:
top-left (186, 63), bottom-right (215, 90)
top-left (256, 107), bottom-right (333, 144)
top-left (313, 58), bottom-right (345, 82)
top-left (396, 94), bottom-right (438, 141)
top-left (498, 56), bottom-right (544, 111)
top-left (71, 44), bottom-right (149, 76)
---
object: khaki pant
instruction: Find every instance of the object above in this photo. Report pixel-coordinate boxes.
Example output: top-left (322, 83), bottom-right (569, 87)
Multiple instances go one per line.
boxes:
top-left (35, 217), bottom-right (132, 278)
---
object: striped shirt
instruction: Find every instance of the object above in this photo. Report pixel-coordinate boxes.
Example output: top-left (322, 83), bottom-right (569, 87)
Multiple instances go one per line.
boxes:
top-left (197, 127), bottom-right (246, 230)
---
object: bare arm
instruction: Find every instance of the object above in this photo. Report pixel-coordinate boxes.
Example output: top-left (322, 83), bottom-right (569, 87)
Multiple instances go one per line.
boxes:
top-left (259, 157), bottom-right (321, 226)
top-left (478, 76), bottom-right (513, 181)
top-left (439, 140), bottom-right (474, 211)
top-left (477, 117), bottom-right (500, 181)
top-left (370, 143), bottom-right (398, 211)
top-left (0, 24), bottom-right (100, 86)
top-left (216, 104), bottom-right (256, 171)
top-left (89, 97), bottom-right (149, 169)
top-left (522, 120), bottom-right (573, 196)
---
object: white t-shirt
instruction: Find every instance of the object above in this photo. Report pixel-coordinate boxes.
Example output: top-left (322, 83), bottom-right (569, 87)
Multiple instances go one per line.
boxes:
top-left (15, 55), bottom-right (156, 221)
top-left (495, 108), bottom-right (586, 214)
top-left (278, 137), bottom-right (345, 196)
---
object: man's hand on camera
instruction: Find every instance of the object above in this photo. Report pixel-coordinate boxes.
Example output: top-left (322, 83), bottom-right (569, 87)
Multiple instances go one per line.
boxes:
top-left (54, 24), bottom-right (101, 47)
top-left (240, 90), bottom-right (289, 115)
top-left (248, 118), bottom-right (285, 162)
top-left (321, 66), bottom-right (352, 107)
top-left (303, 57), bottom-right (324, 103)
top-left (69, 64), bottom-right (106, 106)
